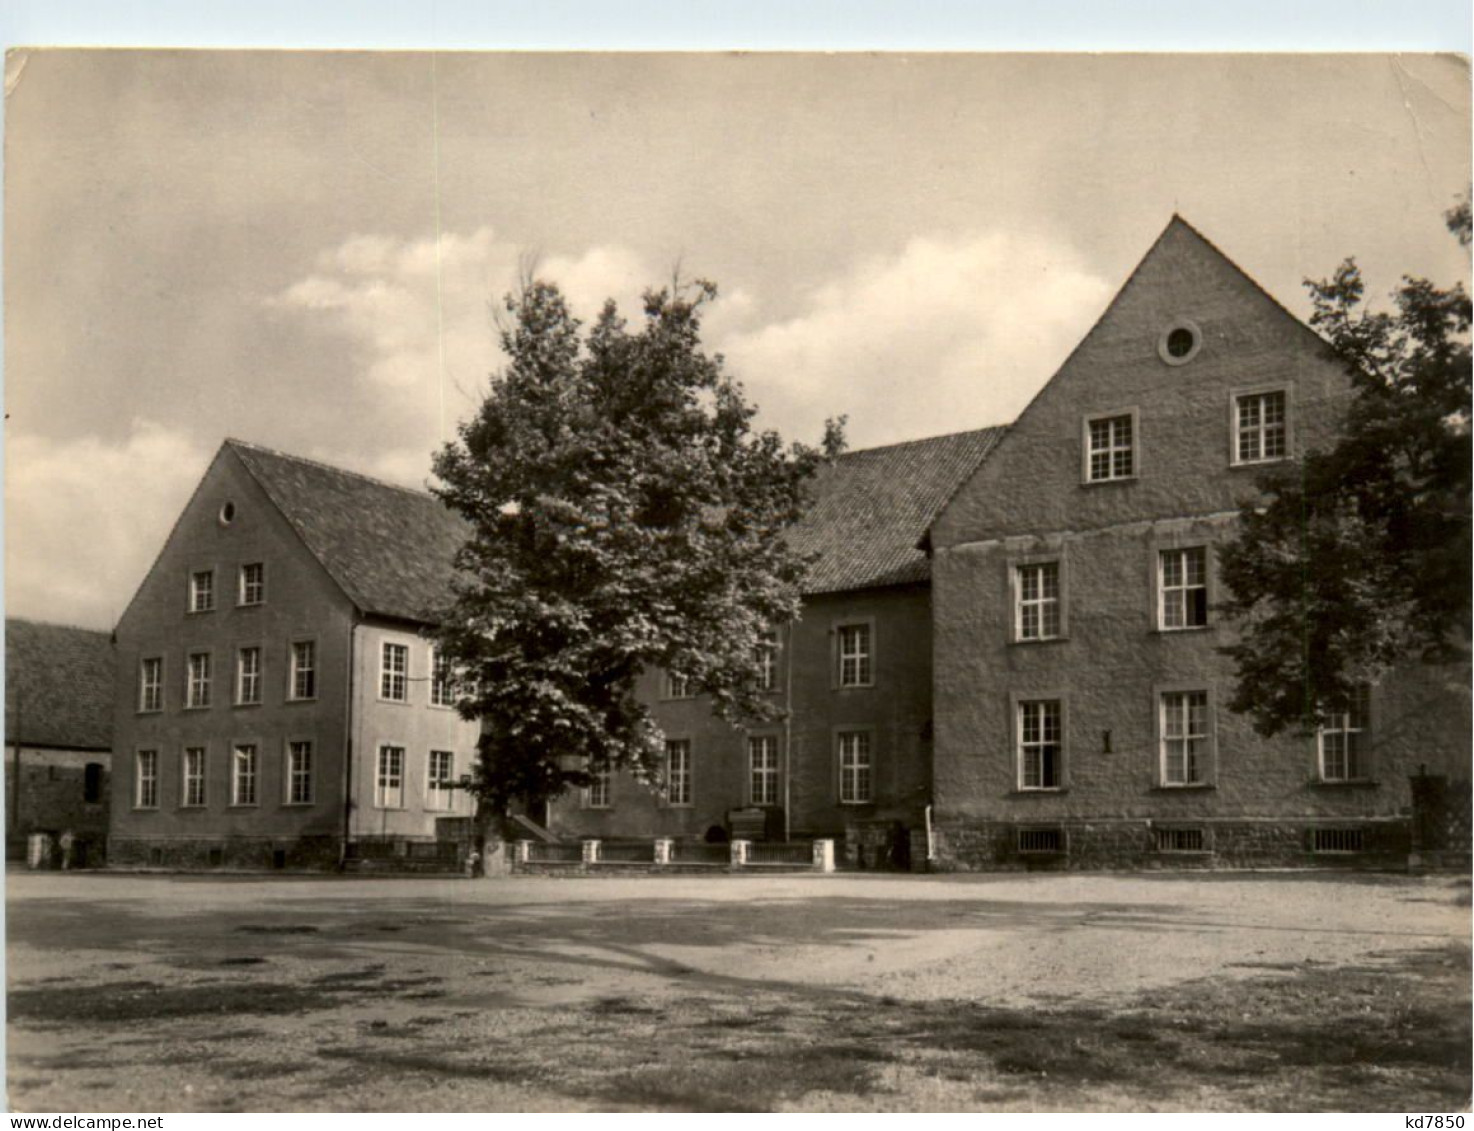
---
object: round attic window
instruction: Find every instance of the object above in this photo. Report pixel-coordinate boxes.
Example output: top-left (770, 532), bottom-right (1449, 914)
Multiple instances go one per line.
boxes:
top-left (218, 501), bottom-right (236, 526)
top-left (1158, 320), bottom-right (1202, 366)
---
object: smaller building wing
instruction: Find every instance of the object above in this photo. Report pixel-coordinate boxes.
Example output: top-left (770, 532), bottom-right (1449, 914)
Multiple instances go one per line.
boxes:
top-left (5, 618), bottom-right (115, 750)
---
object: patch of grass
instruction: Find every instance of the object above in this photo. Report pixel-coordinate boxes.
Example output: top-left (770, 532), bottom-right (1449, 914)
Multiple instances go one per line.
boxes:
top-left (589, 996), bottom-right (663, 1016)
top-left (236, 924), bottom-right (319, 935)
top-left (10, 979), bottom-right (335, 1024)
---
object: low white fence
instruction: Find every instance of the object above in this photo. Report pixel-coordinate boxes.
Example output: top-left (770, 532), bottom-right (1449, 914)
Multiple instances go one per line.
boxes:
top-left (516, 837), bottom-right (836, 873)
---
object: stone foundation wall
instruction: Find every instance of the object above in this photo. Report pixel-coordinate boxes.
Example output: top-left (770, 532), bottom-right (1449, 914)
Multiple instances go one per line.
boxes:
top-left (932, 817), bottom-right (1413, 872)
top-left (109, 835), bottom-right (343, 871)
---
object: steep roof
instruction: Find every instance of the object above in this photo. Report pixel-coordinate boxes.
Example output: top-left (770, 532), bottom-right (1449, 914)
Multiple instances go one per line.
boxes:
top-left (791, 427), bottom-right (1007, 593)
top-left (227, 440), bottom-right (469, 624)
top-left (6, 619), bottom-right (115, 750)
top-left (225, 426), bottom-right (1005, 619)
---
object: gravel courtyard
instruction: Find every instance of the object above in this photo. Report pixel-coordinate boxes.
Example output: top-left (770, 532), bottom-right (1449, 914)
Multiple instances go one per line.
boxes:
top-left (7, 870), bottom-right (1470, 1112)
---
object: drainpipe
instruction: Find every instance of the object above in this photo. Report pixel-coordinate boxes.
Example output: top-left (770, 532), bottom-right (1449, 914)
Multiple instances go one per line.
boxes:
top-left (340, 612), bottom-right (359, 868)
top-left (782, 619), bottom-right (794, 843)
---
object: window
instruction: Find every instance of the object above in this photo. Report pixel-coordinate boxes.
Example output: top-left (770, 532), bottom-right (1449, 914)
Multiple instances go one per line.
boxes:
top-left (1085, 413), bottom-right (1135, 482)
top-left (756, 630), bottom-right (779, 692)
top-left (665, 739), bottom-right (692, 806)
top-left (236, 646), bottom-right (262, 705)
top-left (232, 744), bottom-right (258, 806)
top-left (83, 762), bottom-right (104, 804)
top-left (1320, 687), bottom-right (1371, 782)
top-left (426, 750), bottom-right (454, 810)
top-left (1159, 321), bottom-right (1202, 365)
top-left (287, 741), bottom-right (314, 805)
top-left (135, 750), bottom-right (158, 809)
top-left (430, 650), bottom-right (454, 707)
top-left (1018, 828), bottom-right (1065, 854)
top-left (836, 623), bottom-right (873, 687)
top-left (375, 745), bottom-right (405, 808)
top-left (664, 671), bottom-right (694, 699)
top-left (1018, 700), bottom-right (1062, 790)
top-left (182, 747), bottom-right (206, 807)
top-left (837, 730), bottom-right (872, 804)
top-left (1312, 827), bottom-right (1365, 854)
top-left (749, 735), bottom-right (779, 807)
top-left (1154, 827), bottom-right (1208, 853)
top-left (1161, 691), bottom-right (1210, 786)
top-left (380, 642), bottom-right (408, 701)
top-left (1233, 390), bottom-right (1288, 465)
top-left (585, 766), bottom-right (611, 809)
top-left (1159, 548), bottom-right (1208, 630)
top-left (1016, 562), bottom-right (1062, 641)
top-left (139, 657), bottom-right (163, 712)
top-left (238, 562), bottom-right (265, 606)
top-left (289, 641), bottom-right (316, 701)
top-left (189, 570), bottom-right (215, 613)
top-left (186, 651), bottom-right (212, 709)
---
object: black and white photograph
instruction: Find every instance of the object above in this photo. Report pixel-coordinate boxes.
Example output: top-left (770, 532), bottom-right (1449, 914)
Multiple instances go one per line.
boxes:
top-left (3, 36), bottom-right (1470, 1115)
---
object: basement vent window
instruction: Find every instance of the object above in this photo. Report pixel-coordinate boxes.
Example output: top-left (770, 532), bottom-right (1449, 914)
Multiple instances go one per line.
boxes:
top-left (1017, 827), bottom-right (1066, 855)
top-left (1154, 827), bottom-right (1207, 853)
top-left (1158, 320), bottom-right (1202, 366)
top-left (1312, 827), bottom-right (1365, 854)
top-left (208, 848), bottom-right (224, 868)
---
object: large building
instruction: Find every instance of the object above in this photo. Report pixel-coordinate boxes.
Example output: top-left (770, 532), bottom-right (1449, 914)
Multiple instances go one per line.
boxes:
top-left (5, 618), bottom-right (114, 865)
top-left (925, 217), bottom-right (1470, 869)
top-left (106, 217), bottom-right (1469, 871)
top-left (109, 441), bottom-right (480, 870)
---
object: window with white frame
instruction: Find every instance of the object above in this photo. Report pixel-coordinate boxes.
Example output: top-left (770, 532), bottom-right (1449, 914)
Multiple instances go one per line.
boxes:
top-left (287, 741), bottom-right (314, 805)
top-left (664, 671), bottom-right (694, 699)
top-left (1018, 699), bottom-right (1062, 790)
top-left (380, 642), bottom-right (408, 701)
top-left (585, 766), bottom-right (612, 809)
top-left (427, 750), bottom-right (454, 810)
top-left (182, 746), bottom-right (206, 807)
top-left (756, 630), bottom-right (779, 691)
top-left (836, 623), bottom-right (873, 687)
top-left (135, 750), bottom-right (159, 809)
top-left (430, 650), bottom-right (454, 707)
top-left (665, 739), bottom-right (693, 806)
top-left (1159, 547), bottom-right (1209, 629)
top-left (837, 730), bottom-right (873, 804)
top-left (1161, 691), bottom-right (1210, 786)
top-left (189, 569), bottom-right (215, 613)
top-left (1086, 413), bottom-right (1135, 482)
top-left (139, 657), bottom-right (163, 712)
top-left (186, 651), bottom-right (212, 709)
top-left (1320, 687), bottom-right (1371, 782)
top-left (1016, 562), bottom-right (1062, 641)
top-left (236, 646), bottom-right (262, 705)
top-left (749, 734), bottom-right (779, 807)
top-left (290, 640), bottom-right (316, 701)
top-left (232, 744), bottom-right (258, 806)
top-left (375, 745), bottom-right (405, 808)
top-left (238, 562), bottom-right (265, 606)
top-left (1233, 390), bottom-right (1288, 465)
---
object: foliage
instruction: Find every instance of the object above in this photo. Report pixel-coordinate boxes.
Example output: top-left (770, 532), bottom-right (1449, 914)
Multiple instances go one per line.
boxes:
top-left (1218, 202), bottom-right (1471, 736)
top-left (431, 278), bottom-right (840, 811)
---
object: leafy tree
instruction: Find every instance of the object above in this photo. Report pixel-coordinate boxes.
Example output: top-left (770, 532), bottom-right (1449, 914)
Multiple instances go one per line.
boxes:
top-left (1218, 202), bottom-right (1471, 736)
top-left (431, 278), bottom-right (840, 835)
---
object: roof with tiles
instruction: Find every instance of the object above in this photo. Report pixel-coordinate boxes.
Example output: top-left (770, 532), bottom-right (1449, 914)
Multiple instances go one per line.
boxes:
top-left (6, 618), bottom-right (115, 750)
top-left (228, 440), bottom-right (469, 625)
top-left (225, 425), bottom-right (1006, 621)
top-left (790, 427), bottom-right (1007, 594)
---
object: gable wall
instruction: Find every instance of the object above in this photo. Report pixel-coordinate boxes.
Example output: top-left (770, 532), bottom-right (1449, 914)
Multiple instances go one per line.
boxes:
top-left (110, 448), bottom-right (356, 866)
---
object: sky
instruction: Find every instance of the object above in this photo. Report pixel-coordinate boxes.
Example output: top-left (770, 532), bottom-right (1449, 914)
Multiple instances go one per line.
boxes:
top-left (4, 49), bottom-right (1470, 630)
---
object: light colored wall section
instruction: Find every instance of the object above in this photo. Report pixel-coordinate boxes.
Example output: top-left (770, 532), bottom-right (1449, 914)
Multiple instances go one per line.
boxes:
top-left (350, 620), bottom-right (478, 840)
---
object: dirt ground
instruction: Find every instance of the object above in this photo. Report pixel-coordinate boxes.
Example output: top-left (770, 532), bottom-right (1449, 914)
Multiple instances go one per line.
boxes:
top-left (6, 869), bottom-right (1470, 1112)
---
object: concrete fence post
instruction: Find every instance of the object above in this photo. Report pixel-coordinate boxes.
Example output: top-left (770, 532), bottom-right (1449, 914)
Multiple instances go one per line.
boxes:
top-left (581, 839), bottom-right (601, 865)
top-left (516, 839), bottom-right (533, 865)
top-left (653, 837), bottom-right (673, 866)
top-left (730, 839), bottom-right (751, 867)
top-left (812, 838), bottom-right (835, 873)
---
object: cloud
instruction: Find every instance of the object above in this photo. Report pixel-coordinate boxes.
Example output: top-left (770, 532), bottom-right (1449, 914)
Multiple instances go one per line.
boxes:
top-left (6, 421), bottom-right (212, 630)
top-left (714, 231), bottom-right (1114, 448)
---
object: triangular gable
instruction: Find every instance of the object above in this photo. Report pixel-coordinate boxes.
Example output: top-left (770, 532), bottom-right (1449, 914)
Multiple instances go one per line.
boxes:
top-left (927, 215), bottom-right (1350, 549)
